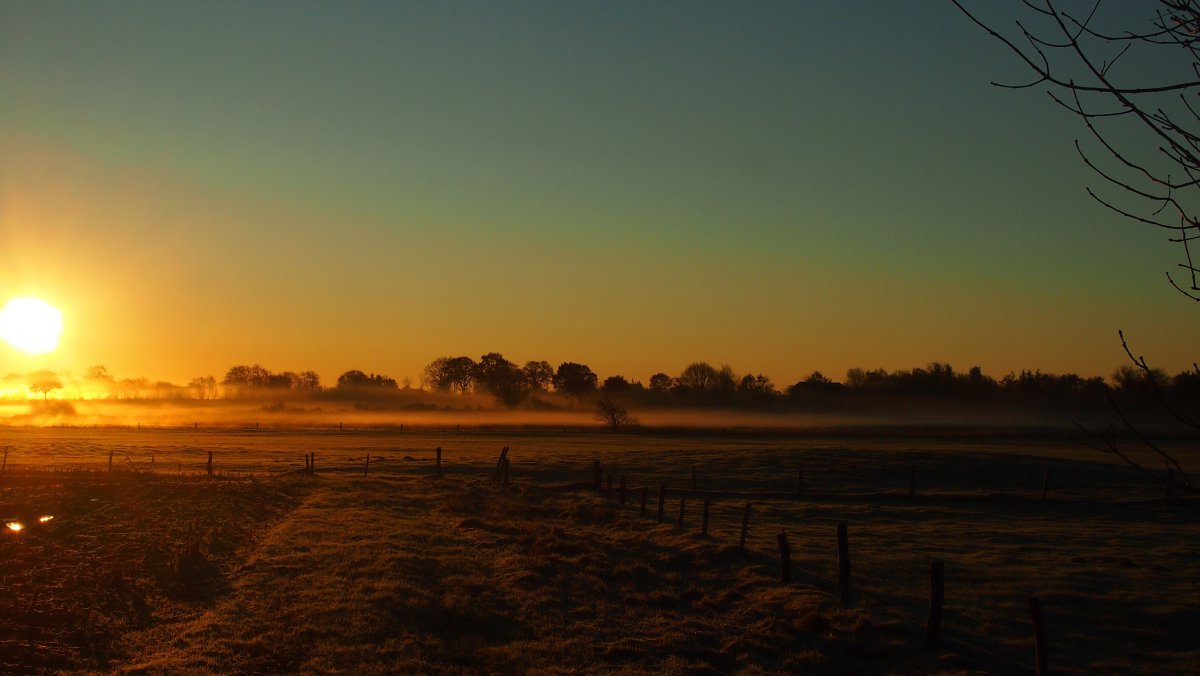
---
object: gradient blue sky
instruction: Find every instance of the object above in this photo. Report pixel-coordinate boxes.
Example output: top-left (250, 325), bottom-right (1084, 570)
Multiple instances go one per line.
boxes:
top-left (2, 1), bottom-right (1196, 387)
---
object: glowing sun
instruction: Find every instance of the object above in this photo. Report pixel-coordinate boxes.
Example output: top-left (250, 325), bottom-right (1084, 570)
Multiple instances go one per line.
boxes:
top-left (0, 297), bottom-right (63, 355)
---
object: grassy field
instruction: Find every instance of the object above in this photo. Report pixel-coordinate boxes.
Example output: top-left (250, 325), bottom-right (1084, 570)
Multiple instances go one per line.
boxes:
top-left (0, 425), bottom-right (1196, 673)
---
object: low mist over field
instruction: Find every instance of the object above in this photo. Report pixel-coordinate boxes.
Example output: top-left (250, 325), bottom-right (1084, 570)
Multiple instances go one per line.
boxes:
top-left (0, 388), bottom-right (1142, 434)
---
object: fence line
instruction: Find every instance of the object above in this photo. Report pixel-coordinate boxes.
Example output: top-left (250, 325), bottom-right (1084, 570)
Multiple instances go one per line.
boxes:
top-left (3, 445), bottom-right (1156, 674)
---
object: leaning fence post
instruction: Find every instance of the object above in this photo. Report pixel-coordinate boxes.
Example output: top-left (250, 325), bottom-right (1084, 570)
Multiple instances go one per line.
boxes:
top-left (1030, 596), bottom-right (1048, 676)
top-left (701, 494), bottom-right (712, 535)
top-left (739, 503), bottom-right (752, 551)
top-left (494, 447), bottom-right (509, 482)
top-left (502, 457), bottom-right (510, 485)
top-left (926, 560), bottom-right (944, 650)
top-left (657, 483), bottom-right (666, 522)
top-left (837, 521), bottom-right (851, 605)
top-left (207, 451), bottom-right (214, 477)
top-left (777, 531), bottom-right (791, 583)
top-left (436, 447), bottom-right (442, 477)
top-left (640, 486), bottom-right (649, 517)
top-left (364, 453), bottom-right (370, 477)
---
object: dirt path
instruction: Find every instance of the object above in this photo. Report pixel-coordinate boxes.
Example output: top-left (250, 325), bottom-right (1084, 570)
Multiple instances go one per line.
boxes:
top-left (113, 473), bottom-right (956, 674)
top-left (117, 474), bottom-right (453, 673)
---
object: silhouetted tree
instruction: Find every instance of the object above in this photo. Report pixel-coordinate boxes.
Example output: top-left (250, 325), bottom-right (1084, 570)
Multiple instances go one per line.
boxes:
top-left (954, 2), bottom-right (1200, 491)
top-left (522, 360), bottom-right (554, 392)
top-left (648, 372), bottom-right (673, 393)
top-left (953, 1), bottom-right (1200, 298)
top-left (601, 375), bottom-right (631, 394)
top-left (295, 370), bottom-right (322, 390)
top-left (804, 371), bottom-right (831, 385)
top-left (676, 362), bottom-right (720, 392)
top-left (188, 375), bottom-right (218, 400)
top-left (267, 371), bottom-right (300, 389)
top-left (336, 370), bottom-right (398, 390)
top-left (962, 365), bottom-right (1000, 398)
top-left (844, 367), bottom-right (869, 389)
top-left (422, 357), bottom-right (453, 391)
top-left (422, 356), bottom-right (476, 393)
top-left (474, 353), bottom-right (514, 391)
top-left (673, 362), bottom-right (738, 404)
top-left (27, 370), bottom-right (61, 400)
top-left (1112, 363), bottom-right (1170, 396)
top-left (85, 365), bottom-right (115, 398)
top-left (1171, 369), bottom-right (1200, 398)
top-left (223, 364), bottom-right (271, 394)
top-left (553, 362), bottom-right (598, 401)
top-left (473, 353), bottom-right (531, 408)
top-left (736, 373), bottom-right (777, 406)
top-left (594, 395), bottom-right (637, 430)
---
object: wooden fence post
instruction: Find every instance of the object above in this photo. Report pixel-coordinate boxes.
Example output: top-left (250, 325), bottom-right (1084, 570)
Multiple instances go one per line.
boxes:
top-left (657, 483), bottom-right (666, 522)
top-left (701, 495), bottom-right (712, 535)
top-left (837, 521), bottom-right (851, 605)
top-left (640, 486), bottom-right (648, 517)
top-left (436, 447), bottom-right (442, 477)
top-left (739, 503), bottom-right (752, 551)
top-left (1030, 596), bottom-right (1048, 676)
top-left (502, 457), bottom-right (510, 484)
top-left (207, 451), bottom-right (214, 477)
top-left (619, 475), bottom-right (627, 505)
top-left (109, 450), bottom-right (114, 475)
top-left (777, 531), bottom-right (791, 583)
top-left (494, 447), bottom-right (509, 482)
top-left (364, 453), bottom-right (370, 477)
top-left (677, 497), bottom-right (686, 527)
top-left (926, 560), bottom-right (944, 650)
top-left (1041, 471), bottom-right (1050, 500)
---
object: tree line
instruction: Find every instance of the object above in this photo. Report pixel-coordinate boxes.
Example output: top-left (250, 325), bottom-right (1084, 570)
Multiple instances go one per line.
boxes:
top-left (9, 355), bottom-right (1191, 412)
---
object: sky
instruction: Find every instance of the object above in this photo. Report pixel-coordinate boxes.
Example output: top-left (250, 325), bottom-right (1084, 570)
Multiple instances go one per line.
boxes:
top-left (2, 1), bottom-right (1198, 389)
